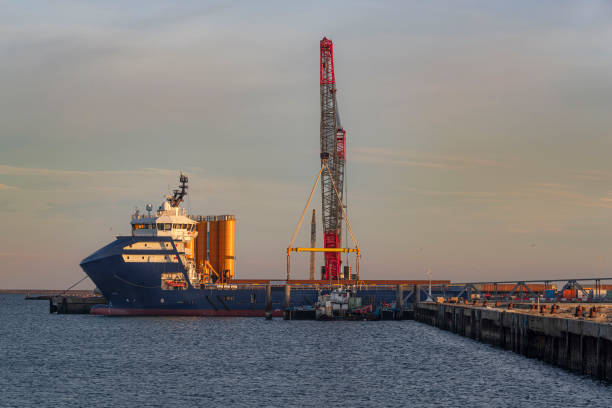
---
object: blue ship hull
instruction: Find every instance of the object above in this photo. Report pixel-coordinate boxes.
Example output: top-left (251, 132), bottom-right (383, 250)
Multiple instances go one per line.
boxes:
top-left (81, 236), bottom-right (445, 316)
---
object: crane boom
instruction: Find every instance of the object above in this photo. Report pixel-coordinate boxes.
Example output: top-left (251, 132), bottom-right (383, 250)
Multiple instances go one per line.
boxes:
top-left (320, 37), bottom-right (346, 280)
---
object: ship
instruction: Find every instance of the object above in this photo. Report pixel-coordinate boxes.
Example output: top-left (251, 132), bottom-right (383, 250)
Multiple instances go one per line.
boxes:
top-left (80, 174), bottom-right (448, 316)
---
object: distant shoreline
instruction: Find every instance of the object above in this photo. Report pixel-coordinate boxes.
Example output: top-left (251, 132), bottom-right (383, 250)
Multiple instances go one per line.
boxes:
top-left (0, 289), bottom-right (95, 295)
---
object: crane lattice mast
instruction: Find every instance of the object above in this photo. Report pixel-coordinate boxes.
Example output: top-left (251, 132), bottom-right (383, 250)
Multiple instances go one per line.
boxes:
top-left (320, 37), bottom-right (346, 280)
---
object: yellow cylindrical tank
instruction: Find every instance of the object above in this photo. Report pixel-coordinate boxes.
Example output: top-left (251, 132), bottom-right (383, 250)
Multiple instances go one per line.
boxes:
top-left (208, 220), bottom-right (220, 277)
top-left (217, 219), bottom-right (225, 279)
top-left (218, 216), bottom-right (236, 280)
top-left (195, 221), bottom-right (207, 269)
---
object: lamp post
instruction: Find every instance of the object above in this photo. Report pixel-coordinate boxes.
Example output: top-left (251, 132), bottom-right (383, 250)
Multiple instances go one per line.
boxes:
top-left (426, 269), bottom-right (432, 301)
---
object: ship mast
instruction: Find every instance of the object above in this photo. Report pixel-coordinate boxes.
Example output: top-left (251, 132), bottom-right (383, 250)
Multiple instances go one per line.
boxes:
top-left (168, 173), bottom-right (188, 207)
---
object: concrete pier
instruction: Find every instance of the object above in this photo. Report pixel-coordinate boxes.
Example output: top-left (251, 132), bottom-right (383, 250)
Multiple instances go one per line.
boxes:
top-left (49, 295), bottom-right (107, 314)
top-left (264, 285), bottom-right (272, 320)
top-left (415, 302), bottom-right (612, 381)
top-left (283, 285), bottom-right (291, 310)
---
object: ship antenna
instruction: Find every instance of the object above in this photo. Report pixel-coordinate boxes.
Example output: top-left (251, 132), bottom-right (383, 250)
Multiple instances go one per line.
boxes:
top-left (168, 173), bottom-right (189, 207)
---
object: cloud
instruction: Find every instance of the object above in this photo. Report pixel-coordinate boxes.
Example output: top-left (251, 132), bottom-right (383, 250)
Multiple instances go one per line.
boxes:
top-left (404, 181), bottom-right (612, 212)
top-left (352, 147), bottom-right (503, 170)
top-left (0, 251), bottom-right (44, 258)
top-left (571, 170), bottom-right (612, 181)
top-left (0, 165), bottom-right (176, 178)
top-left (0, 184), bottom-right (18, 191)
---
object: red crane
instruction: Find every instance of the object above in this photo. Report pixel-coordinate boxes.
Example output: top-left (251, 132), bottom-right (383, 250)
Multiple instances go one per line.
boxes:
top-left (285, 37), bottom-right (359, 282)
top-left (320, 37), bottom-right (346, 280)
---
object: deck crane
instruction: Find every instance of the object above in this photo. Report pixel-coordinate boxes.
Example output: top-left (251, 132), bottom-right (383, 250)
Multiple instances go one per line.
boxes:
top-left (319, 37), bottom-right (346, 280)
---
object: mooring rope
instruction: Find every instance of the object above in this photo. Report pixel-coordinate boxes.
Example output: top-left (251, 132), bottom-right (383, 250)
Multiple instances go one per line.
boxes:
top-left (60, 275), bottom-right (91, 296)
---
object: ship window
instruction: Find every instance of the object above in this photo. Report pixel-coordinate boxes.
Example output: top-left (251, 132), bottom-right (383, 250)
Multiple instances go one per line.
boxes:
top-left (164, 223), bottom-right (171, 230)
top-left (250, 293), bottom-right (256, 304)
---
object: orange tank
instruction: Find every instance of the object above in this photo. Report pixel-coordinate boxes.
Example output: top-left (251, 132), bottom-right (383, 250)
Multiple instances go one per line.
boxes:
top-left (195, 221), bottom-right (207, 269)
top-left (208, 220), bottom-right (220, 275)
top-left (217, 217), bottom-right (236, 280)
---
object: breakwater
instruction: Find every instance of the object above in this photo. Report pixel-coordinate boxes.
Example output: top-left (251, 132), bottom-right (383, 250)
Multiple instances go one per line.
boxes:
top-left (415, 302), bottom-right (612, 381)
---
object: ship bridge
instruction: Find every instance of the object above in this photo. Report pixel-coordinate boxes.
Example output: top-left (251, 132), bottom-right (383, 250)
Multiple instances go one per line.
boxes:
top-left (131, 200), bottom-right (197, 242)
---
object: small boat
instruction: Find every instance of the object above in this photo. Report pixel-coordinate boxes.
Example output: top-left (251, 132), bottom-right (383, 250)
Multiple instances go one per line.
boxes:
top-left (315, 287), bottom-right (364, 320)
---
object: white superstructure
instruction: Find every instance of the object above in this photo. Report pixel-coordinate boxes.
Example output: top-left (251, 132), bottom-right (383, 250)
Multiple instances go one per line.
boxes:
top-left (131, 200), bottom-right (197, 243)
top-left (127, 174), bottom-right (201, 288)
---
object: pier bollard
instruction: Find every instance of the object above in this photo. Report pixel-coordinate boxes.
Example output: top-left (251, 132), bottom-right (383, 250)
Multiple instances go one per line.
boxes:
top-left (283, 284), bottom-right (291, 310)
top-left (575, 305), bottom-right (583, 317)
top-left (265, 284), bottom-right (272, 320)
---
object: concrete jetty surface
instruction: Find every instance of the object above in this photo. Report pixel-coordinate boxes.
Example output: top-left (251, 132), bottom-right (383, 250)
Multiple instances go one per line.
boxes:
top-left (416, 302), bottom-right (612, 381)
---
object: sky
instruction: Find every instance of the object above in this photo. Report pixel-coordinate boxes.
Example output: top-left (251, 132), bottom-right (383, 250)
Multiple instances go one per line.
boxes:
top-left (2, 0), bottom-right (612, 288)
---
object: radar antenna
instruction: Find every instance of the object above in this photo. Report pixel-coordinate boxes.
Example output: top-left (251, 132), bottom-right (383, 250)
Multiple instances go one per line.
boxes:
top-left (167, 173), bottom-right (188, 207)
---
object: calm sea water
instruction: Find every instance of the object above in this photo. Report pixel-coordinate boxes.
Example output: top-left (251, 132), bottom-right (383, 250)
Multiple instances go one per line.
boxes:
top-left (0, 294), bottom-right (610, 407)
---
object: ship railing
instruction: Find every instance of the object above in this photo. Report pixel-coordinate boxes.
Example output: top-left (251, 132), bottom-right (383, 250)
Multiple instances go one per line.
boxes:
top-left (198, 283), bottom-right (410, 291)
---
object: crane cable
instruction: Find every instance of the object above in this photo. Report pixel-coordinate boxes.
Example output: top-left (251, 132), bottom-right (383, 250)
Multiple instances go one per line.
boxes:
top-left (324, 162), bottom-right (359, 251)
top-left (288, 164), bottom-right (324, 250)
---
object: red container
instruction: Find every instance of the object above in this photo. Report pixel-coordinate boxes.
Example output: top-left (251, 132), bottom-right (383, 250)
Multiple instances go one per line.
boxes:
top-left (563, 289), bottom-right (577, 299)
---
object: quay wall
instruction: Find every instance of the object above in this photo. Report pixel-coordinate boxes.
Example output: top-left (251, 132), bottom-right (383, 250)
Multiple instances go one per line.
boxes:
top-left (415, 303), bottom-right (612, 381)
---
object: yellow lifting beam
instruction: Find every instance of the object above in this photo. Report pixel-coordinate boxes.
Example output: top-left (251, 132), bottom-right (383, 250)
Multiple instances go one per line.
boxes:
top-left (288, 247), bottom-right (359, 254)
top-left (286, 159), bottom-right (361, 281)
